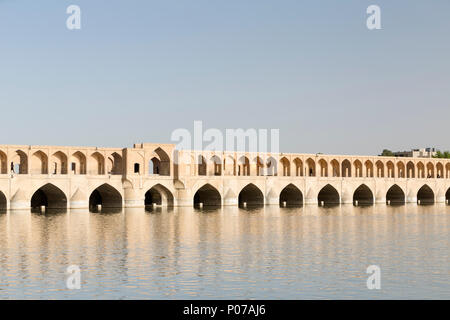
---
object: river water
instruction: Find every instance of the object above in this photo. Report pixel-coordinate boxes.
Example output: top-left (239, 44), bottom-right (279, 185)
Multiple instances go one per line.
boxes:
top-left (0, 204), bottom-right (448, 299)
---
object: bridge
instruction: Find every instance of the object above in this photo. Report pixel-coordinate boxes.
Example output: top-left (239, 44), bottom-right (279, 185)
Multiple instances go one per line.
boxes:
top-left (1, 143), bottom-right (450, 211)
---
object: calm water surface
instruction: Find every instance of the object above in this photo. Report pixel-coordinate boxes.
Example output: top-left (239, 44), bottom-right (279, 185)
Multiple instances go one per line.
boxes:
top-left (0, 204), bottom-right (449, 299)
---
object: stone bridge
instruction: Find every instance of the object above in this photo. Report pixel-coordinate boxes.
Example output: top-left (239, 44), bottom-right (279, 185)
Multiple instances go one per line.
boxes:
top-left (1, 143), bottom-right (449, 211)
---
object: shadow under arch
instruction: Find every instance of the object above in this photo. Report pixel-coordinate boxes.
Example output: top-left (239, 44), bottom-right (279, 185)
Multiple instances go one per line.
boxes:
top-left (238, 183), bottom-right (264, 208)
top-left (318, 184), bottom-right (340, 207)
top-left (0, 191), bottom-right (6, 212)
top-left (446, 188), bottom-right (450, 205)
top-left (193, 184), bottom-right (221, 208)
top-left (89, 183), bottom-right (122, 212)
top-left (31, 183), bottom-right (67, 212)
top-left (417, 184), bottom-right (435, 205)
top-left (386, 184), bottom-right (405, 205)
top-left (279, 184), bottom-right (303, 207)
top-left (145, 184), bottom-right (174, 209)
top-left (353, 184), bottom-right (374, 206)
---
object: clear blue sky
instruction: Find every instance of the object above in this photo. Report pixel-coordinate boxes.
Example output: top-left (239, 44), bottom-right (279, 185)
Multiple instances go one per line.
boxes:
top-left (0, 0), bottom-right (449, 155)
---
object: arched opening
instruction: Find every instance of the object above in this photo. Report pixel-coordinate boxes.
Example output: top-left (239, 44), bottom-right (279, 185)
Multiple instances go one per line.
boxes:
top-left (417, 162), bottom-right (425, 179)
top-left (397, 162), bottom-right (405, 178)
top-left (365, 160), bottom-right (374, 177)
top-left (193, 184), bottom-right (222, 208)
top-left (210, 155), bottom-right (222, 176)
top-left (197, 155), bottom-right (207, 176)
top-left (353, 184), bottom-right (374, 206)
top-left (71, 151), bottom-right (86, 175)
top-left (254, 157), bottom-right (264, 176)
top-left (386, 161), bottom-right (395, 178)
top-left (0, 191), bottom-right (6, 212)
top-left (436, 163), bottom-right (444, 179)
top-left (417, 185), bottom-right (434, 205)
top-left (317, 184), bottom-right (340, 206)
top-left (306, 158), bottom-right (315, 177)
top-left (109, 152), bottom-right (123, 175)
top-left (225, 156), bottom-right (235, 175)
top-left (376, 161), bottom-right (384, 178)
top-left (406, 161), bottom-right (415, 178)
top-left (427, 163), bottom-right (435, 178)
top-left (237, 156), bottom-right (250, 176)
top-left (11, 150), bottom-right (28, 174)
top-left (319, 159), bottom-right (328, 177)
top-left (238, 184), bottom-right (264, 207)
top-left (341, 160), bottom-right (351, 177)
top-left (354, 160), bottom-right (363, 177)
top-left (51, 151), bottom-right (68, 174)
top-left (279, 184), bottom-right (303, 207)
top-left (293, 158), bottom-right (303, 176)
top-left (31, 151), bottom-right (48, 174)
top-left (446, 164), bottom-right (450, 179)
top-left (152, 147), bottom-right (171, 176)
top-left (89, 184), bottom-right (122, 212)
top-left (446, 188), bottom-right (450, 204)
top-left (145, 184), bottom-right (174, 208)
top-left (426, 162), bottom-right (434, 178)
top-left (280, 157), bottom-right (290, 176)
top-left (266, 157), bottom-right (277, 176)
top-left (0, 151), bottom-right (6, 174)
top-left (386, 184), bottom-right (405, 205)
top-left (331, 159), bottom-right (340, 177)
top-left (90, 152), bottom-right (105, 175)
top-left (31, 183), bottom-right (67, 211)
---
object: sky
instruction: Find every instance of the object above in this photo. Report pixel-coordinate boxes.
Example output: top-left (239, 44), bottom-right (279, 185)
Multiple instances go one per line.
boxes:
top-left (0, 0), bottom-right (449, 155)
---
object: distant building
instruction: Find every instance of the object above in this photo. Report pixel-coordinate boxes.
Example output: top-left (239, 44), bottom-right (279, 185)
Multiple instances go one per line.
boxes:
top-left (393, 148), bottom-right (437, 158)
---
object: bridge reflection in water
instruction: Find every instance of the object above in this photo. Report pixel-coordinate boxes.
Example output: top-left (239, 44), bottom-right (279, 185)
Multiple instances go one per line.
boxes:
top-left (0, 204), bottom-right (448, 299)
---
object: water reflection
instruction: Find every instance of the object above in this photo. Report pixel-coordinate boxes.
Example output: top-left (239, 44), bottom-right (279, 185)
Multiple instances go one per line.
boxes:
top-left (0, 204), bottom-right (448, 299)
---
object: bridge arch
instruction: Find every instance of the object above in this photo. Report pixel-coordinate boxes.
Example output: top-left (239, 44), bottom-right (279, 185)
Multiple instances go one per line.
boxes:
top-left (31, 151), bottom-right (48, 174)
top-left (353, 184), bottom-right (374, 206)
top-left (193, 184), bottom-right (221, 208)
top-left (426, 162), bottom-right (434, 178)
top-left (417, 162), bottom-right (425, 178)
top-left (436, 163), bottom-right (444, 178)
top-left (341, 160), bottom-right (351, 177)
top-left (446, 188), bottom-right (450, 204)
top-left (318, 184), bottom-right (340, 206)
top-left (145, 184), bottom-right (174, 207)
top-left (31, 183), bottom-right (67, 210)
top-left (51, 151), bottom-right (68, 174)
top-left (90, 152), bottom-right (105, 175)
top-left (331, 159), bottom-right (339, 177)
top-left (365, 160), bottom-right (374, 177)
top-left (280, 157), bottom-right (290, 176)
top-left (293, 158), bottom-right (303, 176)
top-left (279, 184), bottom-right (303, 207)
top-left (0, 191), bottom-right (6, 211)
top-left (417, 184), bottom-right (435, 205)
top-left (407, 161), bottom-right (415, 178)
top-left (386, 184), bottom-right (405, 205)
top-left (71, 151), bottom-right (86, 174)
top-left (318, 159), bottom-right (328, 177)
top-left (0, 151), bottom-right (6, 174)
top-left (89, 183), bottom-right (122, 211)
top-left (306, 158), bottom-right (315, 177)
top-left (238, 183), bottom-right (264, 207)
top-left (375, 160), bottom-right (384, 178)
top-left (354, 160), bottom-right (363, 177)
top-left (209, 155), bottom-right (222, 176)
